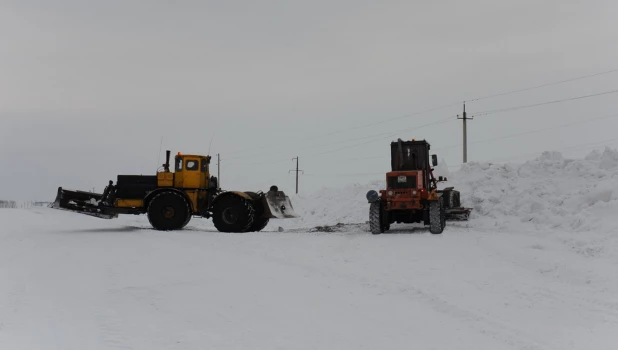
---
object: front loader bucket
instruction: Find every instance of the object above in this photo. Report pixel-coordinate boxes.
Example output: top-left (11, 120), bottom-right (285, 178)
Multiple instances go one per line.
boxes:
top-left (260, 190), bottom-right (299, 219)
top-left (50, 187), bottom-right (117, 219)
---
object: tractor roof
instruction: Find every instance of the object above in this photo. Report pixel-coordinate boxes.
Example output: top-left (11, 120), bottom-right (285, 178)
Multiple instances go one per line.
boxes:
top-left (174, 153), bottom-right (211, 159)
top-left (390, 139), bottom-right (431, 149)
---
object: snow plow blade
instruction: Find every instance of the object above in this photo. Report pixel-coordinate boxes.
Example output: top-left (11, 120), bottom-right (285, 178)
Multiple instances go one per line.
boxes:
top-left (445, 208), bottom-right (472, 221)
top-left (49, 187), bottom-right (118, 219)
top-left (259, 188), bottom-right (299, 219)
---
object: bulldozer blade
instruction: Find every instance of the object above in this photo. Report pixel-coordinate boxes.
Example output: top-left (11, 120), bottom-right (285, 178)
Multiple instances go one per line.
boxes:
top-left (260, 190), bottom-right (299, 219)
top-left (50, 187), bottom-right (117, 219)
top-left (445, 208), bottom-right (472, 221)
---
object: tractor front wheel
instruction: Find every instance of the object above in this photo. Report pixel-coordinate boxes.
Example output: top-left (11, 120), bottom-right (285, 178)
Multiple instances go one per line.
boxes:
top-left (429, 197), bottom-right (446, 234)
top-left (147, 191), bottom-right (191, 231)
top-left (211, 194), bottom-right (255, 232)
top-left (369, 201), bottom-right (385, 234)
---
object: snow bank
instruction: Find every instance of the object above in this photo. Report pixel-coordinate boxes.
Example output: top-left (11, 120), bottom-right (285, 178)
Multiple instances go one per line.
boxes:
top-left (273, 147), bottom-right (618, 233)
top-left (452, 147), bottom-right (618, 232)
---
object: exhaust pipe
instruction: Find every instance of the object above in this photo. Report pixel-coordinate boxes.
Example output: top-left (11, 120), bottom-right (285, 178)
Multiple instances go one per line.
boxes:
top-left (163, 150), bottom-right (171, 172)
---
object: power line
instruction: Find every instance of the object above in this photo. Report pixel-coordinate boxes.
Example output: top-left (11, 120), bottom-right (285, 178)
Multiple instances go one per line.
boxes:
top-left (471, 89), bottom-right (618, 117)
top-left (311, 68), bottom-right (618, 137)
top-left (228, 102), bottom-right (459, 160)
top-left (467, 68), bottom-right (618, 102)
top-left (307, 117), bottom-right (454, 158)
top-left (225, 116), bottom-right (454, 164)
top-left (323, 102), bottom-right (461, 137)
top-left (434, 112), bottom-right (618, 152)
top-left (224, 67), bottom-right (618, 156)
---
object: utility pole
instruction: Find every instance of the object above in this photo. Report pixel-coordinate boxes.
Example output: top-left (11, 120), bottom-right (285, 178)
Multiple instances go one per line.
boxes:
top-left (217, 153), bottom-right (221, 189)
top-left (289, 157), bottom-right (303, 194)
top-left (457, 102), bottom-right (473, 163)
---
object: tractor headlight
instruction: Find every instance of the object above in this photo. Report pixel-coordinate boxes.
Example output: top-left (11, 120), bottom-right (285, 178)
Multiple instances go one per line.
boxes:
top-left (412, 190), bottom-right (417, 195)
top-left (387, 190), bottom-right (394, 197)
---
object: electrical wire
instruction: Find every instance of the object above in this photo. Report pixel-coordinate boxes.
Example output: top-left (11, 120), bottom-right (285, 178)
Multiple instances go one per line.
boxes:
top-left (225, 116), bottom-right (454, 164)
top-left (471, 89), bottom-right (618, 118)
top-left (223, 67), bottom-right (618, 155)
top-left (467, 68), bottom-right (618, 102)
top-left (433, 112), bottom-right (618, 152)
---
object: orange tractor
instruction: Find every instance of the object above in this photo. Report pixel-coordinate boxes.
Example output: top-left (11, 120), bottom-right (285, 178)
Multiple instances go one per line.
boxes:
top-left (366, 139), bottom-right (471, 234)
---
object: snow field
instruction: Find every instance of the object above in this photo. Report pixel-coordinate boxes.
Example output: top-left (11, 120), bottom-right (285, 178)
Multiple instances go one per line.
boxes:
top-left (1, 147), bottom-right (617, 349)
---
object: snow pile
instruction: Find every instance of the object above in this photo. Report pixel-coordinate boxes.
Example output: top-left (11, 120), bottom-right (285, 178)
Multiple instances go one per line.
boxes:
top-left (450, 147), bottom-right (618, 232)
top-left (274, 180), bottom-right (383, 229)
top-left (272, 147), bottom-right (618, 233)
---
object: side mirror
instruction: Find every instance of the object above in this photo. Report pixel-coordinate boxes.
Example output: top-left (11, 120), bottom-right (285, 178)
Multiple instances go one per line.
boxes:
top-left (432, 154), bottom-right (438, 166)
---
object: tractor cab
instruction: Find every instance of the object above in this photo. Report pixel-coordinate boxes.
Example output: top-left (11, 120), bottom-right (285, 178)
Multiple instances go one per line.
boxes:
top-left (389, 138), bottom-right (438, 189)
top-left (386, 139), bottom-right (442, 194)
top-left (171, 152), bottom-right (212, 189)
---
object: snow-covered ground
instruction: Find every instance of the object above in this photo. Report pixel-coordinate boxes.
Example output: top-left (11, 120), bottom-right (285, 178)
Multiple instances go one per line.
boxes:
top-left (1, 149), bottom-right (618, 349)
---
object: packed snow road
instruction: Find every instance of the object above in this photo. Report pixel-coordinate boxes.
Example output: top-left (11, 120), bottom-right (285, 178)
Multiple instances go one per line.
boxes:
top-left (1, 207), bottom-right (617, 350)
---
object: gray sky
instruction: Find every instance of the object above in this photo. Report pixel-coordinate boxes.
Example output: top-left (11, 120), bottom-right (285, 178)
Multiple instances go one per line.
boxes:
top-left (2, 0), bottom-right (618, 201)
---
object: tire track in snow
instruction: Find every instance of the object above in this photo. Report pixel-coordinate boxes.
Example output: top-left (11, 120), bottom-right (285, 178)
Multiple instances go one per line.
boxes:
top-left (225, 245), bottom-right (553, 350)
top-left (95, 309), bottom-right (133, 350)
top-left (94, 263), bottom-right (133, 349)
top-left (474, 237), bottom-right (618, 322)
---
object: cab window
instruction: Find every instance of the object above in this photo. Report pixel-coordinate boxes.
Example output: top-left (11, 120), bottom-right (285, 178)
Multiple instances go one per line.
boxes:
top-left (201, 159), bottom-right (208, 172)
top-left (185, 159), bottom-right (199, 171)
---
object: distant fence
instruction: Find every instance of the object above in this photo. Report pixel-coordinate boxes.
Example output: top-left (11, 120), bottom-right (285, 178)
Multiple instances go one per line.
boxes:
top-left (0, 200), bottom-right (17, 208)
top-left (0, 200), bottom-right (52, 209)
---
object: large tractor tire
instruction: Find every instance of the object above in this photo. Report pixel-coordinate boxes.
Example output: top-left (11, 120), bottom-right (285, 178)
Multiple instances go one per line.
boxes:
top-left (369, 202), bottom-right (385, 234)
top-left (147, 191), bottom-right (191, 231)
top-left (211, 194), bottom-right (255, 232)
top-left (243, 191), bottom-right (269, 232)
top-left (429, 197), bottom-right (446, 234)
top-left (180, 212), bottom-right (192, 229)
top-left (248, 218), bottom-right (270, 232)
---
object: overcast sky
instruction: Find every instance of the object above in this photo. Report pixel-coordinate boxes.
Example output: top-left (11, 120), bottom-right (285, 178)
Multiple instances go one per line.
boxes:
top-left (2, 0), bottom-right (618, 201)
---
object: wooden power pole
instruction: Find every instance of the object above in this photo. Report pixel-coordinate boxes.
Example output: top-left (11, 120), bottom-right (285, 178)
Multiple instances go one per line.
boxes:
top-left (289, 157), bottom-right (303, 194)
top-left (457, 103), bottom-right (473, 163)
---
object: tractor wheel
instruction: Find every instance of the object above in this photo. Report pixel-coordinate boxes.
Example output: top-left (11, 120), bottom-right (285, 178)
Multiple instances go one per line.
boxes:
top-left (429, 197), bottom-right (446, 234)
top-left (147, 191), bottom-right (191, 231)
top-left (211, 194), bottom-right (255, 233)
top-left (243, 191), bottom-right (269, 232)
top-left (369, 202), bottom-right (384, 235)
top-left (248, 218), bottom-right (270, 232)
top-left (180, 212), bottom-right (192, 228)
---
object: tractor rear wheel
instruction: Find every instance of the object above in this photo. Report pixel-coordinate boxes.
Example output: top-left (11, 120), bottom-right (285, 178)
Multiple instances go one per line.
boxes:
top-left (243, 191), bottom-right (269, 232)
top-left (211, 194), bottom-right (255, 232)
top-left (429, 197), bottom-right (446, 234)
top-left (248, 218), bottom-right (270, 232)
top-left (147, 191), bottom-right (191, 231)
top-left (369, 202), bottom-right (384, 234)
top-left (180, 213), bottom-right (192, 229)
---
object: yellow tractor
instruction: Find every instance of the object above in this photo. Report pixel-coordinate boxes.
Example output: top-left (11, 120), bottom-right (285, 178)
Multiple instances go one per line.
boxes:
top-left (50, 150), bottom-right (298, 232)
